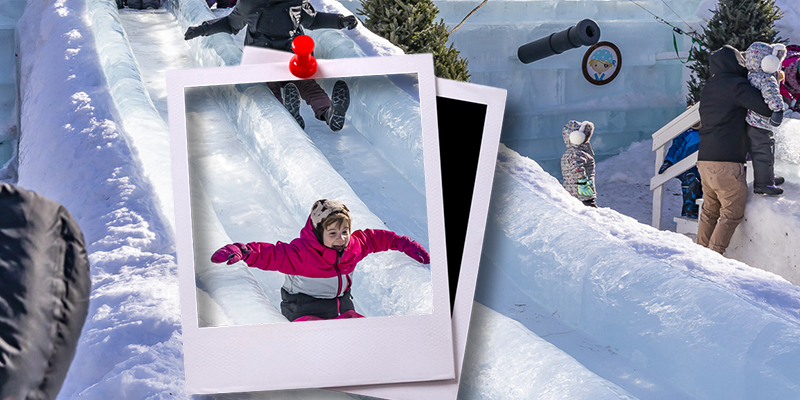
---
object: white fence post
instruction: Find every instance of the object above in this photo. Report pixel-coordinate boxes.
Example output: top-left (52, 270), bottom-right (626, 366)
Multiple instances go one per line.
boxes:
top-left (650, 103), bottom-right (701, 229)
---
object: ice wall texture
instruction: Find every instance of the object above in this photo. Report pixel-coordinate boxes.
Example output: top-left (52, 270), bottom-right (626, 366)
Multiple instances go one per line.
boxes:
top-left (0, 0), bottom-right (25, 179)
top-left (473, 143), bottom-right (800, 399)
top-left (336, 0), bottom-right (699, 178)
top-left (444, 0), bottom-right (702, 178)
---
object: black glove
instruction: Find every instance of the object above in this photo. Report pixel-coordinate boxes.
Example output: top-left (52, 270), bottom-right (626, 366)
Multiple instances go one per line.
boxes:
top-left (184, 25), bottom-right (206, 41)
top-left (658, 160), bottom-right (673, 174)
top-left (770, 110), bottom-right (784, 127)
top-left (339, 15), bottom-right (358, 30)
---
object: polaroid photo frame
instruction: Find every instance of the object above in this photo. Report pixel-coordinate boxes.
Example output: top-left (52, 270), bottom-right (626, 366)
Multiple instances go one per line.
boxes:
top-left (334, 78), bottom-right (507, 400)
top-left (241, 45), bottom-right (508, 399)
top-left (167, 53), bottom-right (453, 394)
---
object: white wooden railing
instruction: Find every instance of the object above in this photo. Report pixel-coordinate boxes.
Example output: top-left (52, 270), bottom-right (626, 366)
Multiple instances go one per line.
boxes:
top-left (650, 103), bottom-right (701, 229)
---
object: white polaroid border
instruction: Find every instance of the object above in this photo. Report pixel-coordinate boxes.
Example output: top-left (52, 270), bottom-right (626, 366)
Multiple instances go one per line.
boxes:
top-left (167, 54), bottom-right (453, 394)
top-left (241, 46), bottom-right (507, 399)
top-left (331, 79), bottom-right (507, 400)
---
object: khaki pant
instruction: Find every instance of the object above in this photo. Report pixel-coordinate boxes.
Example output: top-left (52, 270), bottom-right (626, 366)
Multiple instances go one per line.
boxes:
top-left (696, 161), bottom-right (747, 254)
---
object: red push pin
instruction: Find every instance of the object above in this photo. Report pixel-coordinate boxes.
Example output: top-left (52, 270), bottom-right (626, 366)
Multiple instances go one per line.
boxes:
top-left (289, 35), bottom-right (317, 79)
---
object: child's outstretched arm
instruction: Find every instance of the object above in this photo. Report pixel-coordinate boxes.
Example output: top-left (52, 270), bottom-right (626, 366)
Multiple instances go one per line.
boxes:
top-left (211, 242), bottom-right (251, 265)
top-left (396, 238), bottom-right (430, 264)
top-left (210, 241), bottom-right (307, 274)
top-left (184, 0), bottom-right (253, 40)
top-left (356, 229), bottom-right (431, 264)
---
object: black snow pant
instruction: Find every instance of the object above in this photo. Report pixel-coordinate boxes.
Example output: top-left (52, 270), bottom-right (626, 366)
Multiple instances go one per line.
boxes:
top-left (280, 288), bottom-right (355, 321)
top-left (268, 80), bottom-right (331, 121)
top-left (746, 125), bottom-right (776, 187)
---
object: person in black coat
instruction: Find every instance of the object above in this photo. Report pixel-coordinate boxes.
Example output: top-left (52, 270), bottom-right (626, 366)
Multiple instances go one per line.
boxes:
top-left (0, 183), bottom-right (90, 400)
top-left (696, 45), bottom-right (774, 254)
top-left (184, 0), bottom-right (358, 132)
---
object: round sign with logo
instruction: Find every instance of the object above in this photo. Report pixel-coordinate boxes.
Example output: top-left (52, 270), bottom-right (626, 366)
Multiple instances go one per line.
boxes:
top-left (582, 41), bottom-right (621, 85)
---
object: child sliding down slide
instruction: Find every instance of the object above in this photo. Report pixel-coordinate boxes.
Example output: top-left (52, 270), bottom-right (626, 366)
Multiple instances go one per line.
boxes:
top-left (210, 199), bottom-right (430, 322)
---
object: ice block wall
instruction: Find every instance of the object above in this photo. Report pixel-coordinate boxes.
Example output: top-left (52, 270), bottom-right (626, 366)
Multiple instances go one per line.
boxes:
top-left (337, 0), bottom-right (702, 178)
top-left (0, 0), bottom-right (25, 178)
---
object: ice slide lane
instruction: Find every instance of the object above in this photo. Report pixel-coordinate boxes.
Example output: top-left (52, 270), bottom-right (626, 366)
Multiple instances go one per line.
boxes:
top-left (110, 4), bottom-right (435, 323)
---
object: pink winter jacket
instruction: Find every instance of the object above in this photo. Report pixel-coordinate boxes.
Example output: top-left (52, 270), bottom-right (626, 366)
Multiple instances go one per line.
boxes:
top-left (243, 218), bottom-right (415, 299)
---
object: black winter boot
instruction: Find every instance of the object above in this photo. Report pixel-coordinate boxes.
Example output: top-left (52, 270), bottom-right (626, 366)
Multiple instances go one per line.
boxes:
top-left (754, 185), bottom-right (783, 196)
top-left (283, 83), bottom-right (304, 129)
top-left (774, 176), bottom-right (785, 186)
top-left (681, 184), bottom-right (691, 217)
top-left (680, 173), bottom-right (702, 218)
top-left (326, 80), bottom-right (350, 132)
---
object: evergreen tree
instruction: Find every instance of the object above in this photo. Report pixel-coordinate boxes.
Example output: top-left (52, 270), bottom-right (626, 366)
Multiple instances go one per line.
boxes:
top-left (357, 0), bottom-right (471, 81)
top-left (686, 0), bottom-right (785, 105)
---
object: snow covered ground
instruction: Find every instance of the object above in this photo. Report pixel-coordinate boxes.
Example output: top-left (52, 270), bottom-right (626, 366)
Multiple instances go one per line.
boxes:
top-left (4, 0), bottom-right (800, 398)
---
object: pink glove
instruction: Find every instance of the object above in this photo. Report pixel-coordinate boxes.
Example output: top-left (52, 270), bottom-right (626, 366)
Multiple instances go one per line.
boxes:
top-left (210, 243), bottom-right (251, 265)
top-left (399, 239), bottom-right (430, 264)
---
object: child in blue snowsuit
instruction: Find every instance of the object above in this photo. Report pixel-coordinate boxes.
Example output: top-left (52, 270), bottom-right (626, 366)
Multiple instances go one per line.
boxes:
top-left (658, 124), bottom-right (703, 218)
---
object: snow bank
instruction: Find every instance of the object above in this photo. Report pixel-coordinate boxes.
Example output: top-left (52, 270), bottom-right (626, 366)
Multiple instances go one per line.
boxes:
top-left (470, 143), bottom-right (800, 398)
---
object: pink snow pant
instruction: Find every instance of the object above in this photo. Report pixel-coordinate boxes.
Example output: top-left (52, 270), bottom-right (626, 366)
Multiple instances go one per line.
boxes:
top-left (292, 310), bottom-right (365, 322)
top-left (696, 161), bottom-right (747, 254)
top-left (268, 80), bottom-right (331, 121)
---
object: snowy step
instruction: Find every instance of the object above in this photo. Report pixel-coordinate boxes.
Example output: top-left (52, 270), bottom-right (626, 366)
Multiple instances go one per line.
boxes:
top-left (673, 215), bottom-right (698, 236)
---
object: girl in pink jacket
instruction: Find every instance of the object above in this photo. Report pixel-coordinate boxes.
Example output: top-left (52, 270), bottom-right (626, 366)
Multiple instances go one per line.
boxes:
top-left (210, 199), bottom-right (430, 322)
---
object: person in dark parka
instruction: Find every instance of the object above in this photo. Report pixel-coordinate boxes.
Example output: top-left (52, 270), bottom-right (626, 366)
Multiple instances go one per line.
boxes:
top-left (183, 0), bottom-right (358, 132)
top-left (0, 183), bottom-right (91, 400)
top-left (696, 45), bottom-right (774, 254)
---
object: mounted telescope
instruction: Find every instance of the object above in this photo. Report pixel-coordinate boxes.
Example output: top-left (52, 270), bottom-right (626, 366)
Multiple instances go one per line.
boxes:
top-left (517, 19), bottom-right (601, 64)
